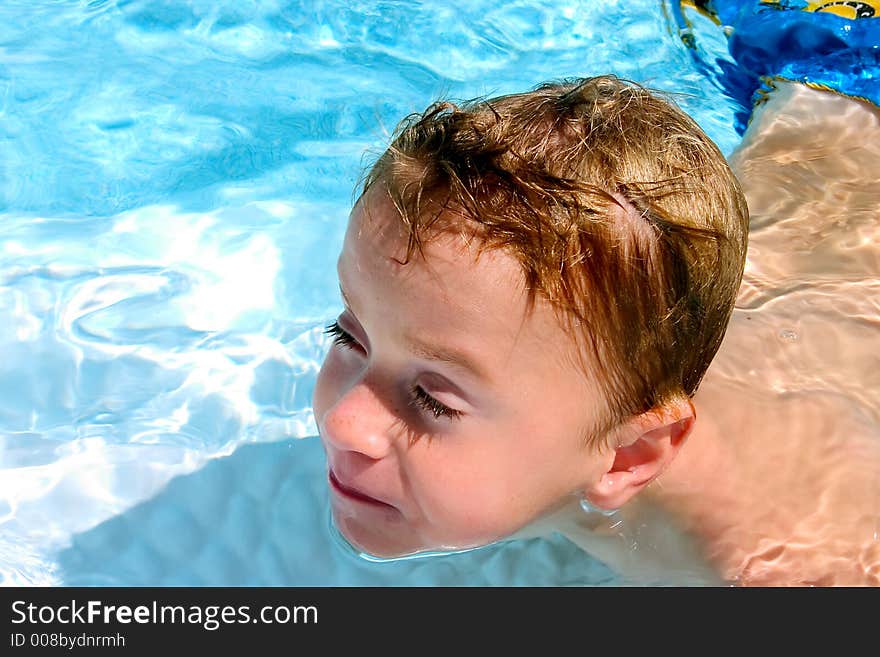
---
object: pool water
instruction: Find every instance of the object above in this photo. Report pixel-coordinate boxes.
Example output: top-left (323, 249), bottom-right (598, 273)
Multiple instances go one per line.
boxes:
top-left (1, 0), bottom-right (743, 585)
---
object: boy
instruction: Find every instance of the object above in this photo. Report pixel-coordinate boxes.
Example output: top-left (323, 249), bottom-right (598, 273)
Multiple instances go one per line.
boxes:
top-left (312, 6), bottom-right (880, 585)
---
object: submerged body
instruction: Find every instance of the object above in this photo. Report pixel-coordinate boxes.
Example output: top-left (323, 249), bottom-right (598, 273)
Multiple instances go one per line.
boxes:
top-left (543, 82), bottom-right (880, 585)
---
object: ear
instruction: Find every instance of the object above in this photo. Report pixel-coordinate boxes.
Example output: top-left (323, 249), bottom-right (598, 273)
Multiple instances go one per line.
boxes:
top-left (582, 397), bottom-right (695, 511)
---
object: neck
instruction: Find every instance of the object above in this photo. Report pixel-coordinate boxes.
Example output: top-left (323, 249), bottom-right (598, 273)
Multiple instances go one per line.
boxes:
top-left (547, 381), bottom-right (754, 585)
top-left (637, 379), bottom-right (761, 582)
top-left (645, 384), bottom-right (744, 526)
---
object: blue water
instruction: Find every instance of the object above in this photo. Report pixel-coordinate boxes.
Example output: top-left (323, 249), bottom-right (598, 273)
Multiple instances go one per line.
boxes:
top-left (0, 0), bottom-right (740, 585)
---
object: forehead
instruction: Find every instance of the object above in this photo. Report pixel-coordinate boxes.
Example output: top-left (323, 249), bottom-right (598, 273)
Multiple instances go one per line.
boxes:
top-left (343, 191), bottom-right (518, 305)
top-left (337, 189), bottom-right (591, 387)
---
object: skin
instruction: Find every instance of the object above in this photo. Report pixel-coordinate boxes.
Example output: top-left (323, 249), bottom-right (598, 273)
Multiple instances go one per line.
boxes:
top-left (563, 82), bottom-right (880, 585)
top-left (313, 82), bottom-right (880, 585)
top-left (637, 82), bottom-right (880, 585)
top-left (311, 189), bottom-right (693, 559)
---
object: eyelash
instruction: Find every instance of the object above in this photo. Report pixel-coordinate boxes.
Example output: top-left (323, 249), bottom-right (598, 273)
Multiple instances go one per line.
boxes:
top-left (323, 321), bottom-right (463, 421)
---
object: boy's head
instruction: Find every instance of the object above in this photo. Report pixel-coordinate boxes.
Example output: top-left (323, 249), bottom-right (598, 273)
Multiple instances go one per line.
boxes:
top-left (313, 76), bottom-right (748, 558)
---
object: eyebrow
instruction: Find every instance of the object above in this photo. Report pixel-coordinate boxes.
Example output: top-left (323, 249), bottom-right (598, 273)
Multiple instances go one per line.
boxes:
top-left (338, 282), bottom-right (490, 382)
top-left (402, 334), bottom-right (490, 382)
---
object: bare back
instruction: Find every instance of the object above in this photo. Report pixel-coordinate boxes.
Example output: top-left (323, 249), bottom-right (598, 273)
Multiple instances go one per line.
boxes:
top-left (655, 82), bottom-right (880, 585)
top-left (556, 83), bottom-right (880, 586)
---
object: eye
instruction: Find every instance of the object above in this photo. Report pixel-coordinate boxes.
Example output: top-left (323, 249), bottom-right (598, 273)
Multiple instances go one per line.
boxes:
top-left (409, 384), bottom-right (463, 421)
top-left (324, 320), bottom-right (359, 350)
top-left (325, 320), bottom-right (463, 422)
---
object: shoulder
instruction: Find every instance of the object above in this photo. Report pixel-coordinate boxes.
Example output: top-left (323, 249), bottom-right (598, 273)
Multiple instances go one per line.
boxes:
top-left (708, 389), bottom-right (880, 585)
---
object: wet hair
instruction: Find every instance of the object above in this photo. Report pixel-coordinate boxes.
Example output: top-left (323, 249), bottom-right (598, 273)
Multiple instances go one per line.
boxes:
top-left (358, 75), bottom-right (749, 445)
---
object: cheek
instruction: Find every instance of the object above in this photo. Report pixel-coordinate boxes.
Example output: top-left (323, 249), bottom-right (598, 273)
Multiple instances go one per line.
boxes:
top-left (451, 421), bottom-right (585, 521)
top-left (410, 443), bottom-right (554, 540)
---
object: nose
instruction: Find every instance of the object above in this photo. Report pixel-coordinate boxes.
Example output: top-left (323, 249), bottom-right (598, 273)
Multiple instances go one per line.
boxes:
top-left (318, 375), bottom-right (395, 460)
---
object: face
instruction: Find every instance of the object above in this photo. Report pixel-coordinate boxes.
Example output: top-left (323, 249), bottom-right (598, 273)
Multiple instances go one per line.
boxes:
top-left (312, 189), bottom-right (615, 558)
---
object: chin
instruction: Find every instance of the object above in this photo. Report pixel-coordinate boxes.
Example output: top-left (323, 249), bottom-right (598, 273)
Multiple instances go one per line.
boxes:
top-left (332, 510), bottom-right (490, 560)
top-left (333, 516), bottom-right (503, 560)
top-left (331, 510), bottom-right (424, 559)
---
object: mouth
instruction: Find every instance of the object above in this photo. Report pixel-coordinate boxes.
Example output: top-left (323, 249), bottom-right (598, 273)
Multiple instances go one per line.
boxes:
top-left (328, 469), bottom-right (394, 508)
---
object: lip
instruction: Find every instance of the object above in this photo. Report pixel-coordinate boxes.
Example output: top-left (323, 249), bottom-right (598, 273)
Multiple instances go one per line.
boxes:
top-left (328, 469), bottom-right (394, 508)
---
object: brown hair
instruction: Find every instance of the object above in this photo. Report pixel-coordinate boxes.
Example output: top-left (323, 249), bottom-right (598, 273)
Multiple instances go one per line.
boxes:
top-left (359, 75), bottom-right (748, 444)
